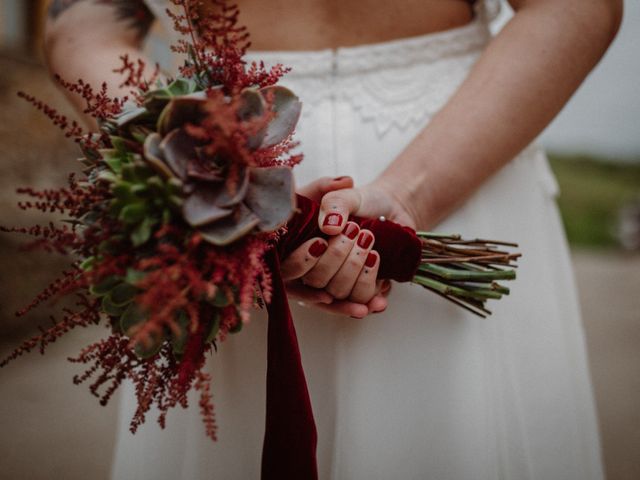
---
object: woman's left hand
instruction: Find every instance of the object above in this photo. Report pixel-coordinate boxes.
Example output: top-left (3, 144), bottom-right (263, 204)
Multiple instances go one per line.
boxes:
top-left (280, 175), bottom-right (417, 318)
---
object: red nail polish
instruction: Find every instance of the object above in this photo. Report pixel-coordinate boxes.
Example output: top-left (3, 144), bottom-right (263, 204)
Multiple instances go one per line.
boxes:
top-left (357, 231), bottom-right (373, 249)
top-left (365, 252), bottom-right (377, 268)
top-left (309, 240), bottom-right (327, 257)
top-left (323, 213), bottom-right (343, 227)
top-left (343, 222), bottom-right (359, 240)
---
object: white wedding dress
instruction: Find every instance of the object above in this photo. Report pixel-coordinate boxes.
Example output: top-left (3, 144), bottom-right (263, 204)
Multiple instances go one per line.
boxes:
top-left (111, 1), bottom-right (604, 478)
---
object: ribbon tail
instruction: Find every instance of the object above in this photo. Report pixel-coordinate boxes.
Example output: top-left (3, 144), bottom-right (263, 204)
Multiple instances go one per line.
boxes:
top-left (262, 248), bottom-right (318, 480)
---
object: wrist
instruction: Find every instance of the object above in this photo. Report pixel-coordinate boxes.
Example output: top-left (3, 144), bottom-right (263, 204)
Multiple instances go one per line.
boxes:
top-left (370, 175), bottom-right (427, 230)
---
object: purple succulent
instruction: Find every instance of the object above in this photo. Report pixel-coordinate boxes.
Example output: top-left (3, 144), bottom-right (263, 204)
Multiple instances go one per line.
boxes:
top-left (141, 86), bottom-right (301, 245)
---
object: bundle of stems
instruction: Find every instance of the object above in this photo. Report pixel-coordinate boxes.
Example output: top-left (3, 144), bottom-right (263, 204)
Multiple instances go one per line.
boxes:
top-left (413, 232), bottom-right (521, 317)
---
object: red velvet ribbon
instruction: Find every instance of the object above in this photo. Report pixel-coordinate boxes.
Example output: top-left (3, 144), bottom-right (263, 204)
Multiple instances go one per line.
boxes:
top-left (261, 194), bottom-right (422, 479)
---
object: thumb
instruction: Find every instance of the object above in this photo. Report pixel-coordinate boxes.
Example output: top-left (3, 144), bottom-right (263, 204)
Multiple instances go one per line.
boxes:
top-left (319, 188), bottom-right (362, 235)
top-left (297, 176), bottom-right (354, 202)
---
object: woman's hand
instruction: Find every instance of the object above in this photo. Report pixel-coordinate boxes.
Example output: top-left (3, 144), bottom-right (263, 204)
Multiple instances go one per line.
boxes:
top-left (280, 176), bottom-right (417, 318)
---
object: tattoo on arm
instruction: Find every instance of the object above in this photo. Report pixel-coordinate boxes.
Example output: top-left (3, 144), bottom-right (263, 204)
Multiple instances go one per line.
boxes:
top-left (48, 0), bottom-right (155, 39)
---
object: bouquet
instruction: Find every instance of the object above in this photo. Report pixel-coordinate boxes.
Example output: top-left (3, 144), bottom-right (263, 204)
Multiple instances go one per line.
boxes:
top-left (1, 1), bottom-right (520, 478)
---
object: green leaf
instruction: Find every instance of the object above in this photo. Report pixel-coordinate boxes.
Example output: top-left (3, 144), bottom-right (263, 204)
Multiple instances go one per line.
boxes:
top-left (109, 283), bottom-right (138, 307)
top-left (167, 78), bottom-right (198, 96)
top-left (211, 289), bottom-right (230, 307)
top-left (134, 331), bottom-right (164, 359)
top-left (110, 136), bottom-right (130, 155)
top-left (146, 176), bottom-right (164, 192)
top-left (121, 164), bottom-right (139, 183)
top-left (101, 293), bottom-right (128, 316)
top-left (205, 311), bottom-right (221, 343)
top-left (129, 125), bottom-right (153, 144)
top-left (229, 315), bottom-right (243, 334)
top-left (171, 309), bottom-right (190, 355)
top-left (97, 170), bottom-right (118, 183)
top-left (89, 276), bottom-right (121, 296)
top-left (130, 183), bottom-right (148, 195)
top-left (120, 303), bottom-right (147, 336)
top-left (112, 182), bottom-right (134, 201)
top-left (130, 216), bottom-right (156, 246)
top-left (162, 208), bottom-right (172, 224)
top-left (100, 149), bottom-right (126, 173)
top-left (125, 268), bottom-right (147, 285)
top-left (168, 195), bottom-right (185, 209)
top-left (119, 203), bottom-right (147, 224)
top-left (167, 178), bottom-right (183, 195)
top-left (79, 256), bottom-right (95, 271)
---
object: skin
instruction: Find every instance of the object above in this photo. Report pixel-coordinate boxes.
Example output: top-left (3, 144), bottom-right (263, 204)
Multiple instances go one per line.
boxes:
top-left (44, 0), bottom-right (623, 318)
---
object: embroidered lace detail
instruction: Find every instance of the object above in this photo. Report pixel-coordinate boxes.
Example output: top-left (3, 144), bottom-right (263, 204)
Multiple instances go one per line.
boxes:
top-left (335, 19), bottom-right (490, 135)
top-left (338, 52), bottom-right (482, 136)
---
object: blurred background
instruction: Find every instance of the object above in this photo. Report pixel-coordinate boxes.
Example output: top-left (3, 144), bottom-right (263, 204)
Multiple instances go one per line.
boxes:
top-left (0, 1), bottom-right (638, 479)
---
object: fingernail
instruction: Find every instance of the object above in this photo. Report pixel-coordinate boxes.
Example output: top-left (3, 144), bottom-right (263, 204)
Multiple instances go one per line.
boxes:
top-left (343, 222), bottom-right (359, 240)
top-left (365, 252), bottom-right (377, 268)
top-left (357, 231), bottom-right (373, 249)
top-left (309, 240), bottom-right (328, 257)
top-left (323, 213), bottom-right (343, 227)
top-left (332, 176), bottom-right (347, 182)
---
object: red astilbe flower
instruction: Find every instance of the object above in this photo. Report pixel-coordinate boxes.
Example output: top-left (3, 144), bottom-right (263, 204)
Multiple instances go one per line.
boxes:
top-left (168, 0), bottom-right (290, 92)
top-left (54, 75), bottom-right (127, 121)
top-left (185, 88), bottom-right (300, 173)
top-left (128, 225), bottom-right (273, 350)
top-left (114, 54), bottom-right (161, 104)
top-left (0, 295), bottom-right (101, 367)
top-left (17, 91), bottom-right (84, 140)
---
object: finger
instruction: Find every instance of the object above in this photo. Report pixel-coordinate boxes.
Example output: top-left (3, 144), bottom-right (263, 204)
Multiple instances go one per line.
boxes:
top-left (280, 238), bottom-right (328, 281)
top-left (285, 281), bottom-right (334, 305)
top-left (349, 248), bottom-right (379, 304)
top-left (367, 293), bottom-right (388, 314)
top-left (319, 189), bottom-right (362, 235)
top-left (298, 176), bottom-right (354, 202)
top-left (366, 280), bottom-right (392, 313)
top-left (302, 222), bottom-right (359, 289)
top-left (326, 229), bottom-right (375, 300)
top-left (309, 299), bottom-right (370, 319)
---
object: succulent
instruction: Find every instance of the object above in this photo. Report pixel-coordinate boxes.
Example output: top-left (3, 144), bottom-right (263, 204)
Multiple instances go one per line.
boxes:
top-left (136, 85), bottom-right (301, 245)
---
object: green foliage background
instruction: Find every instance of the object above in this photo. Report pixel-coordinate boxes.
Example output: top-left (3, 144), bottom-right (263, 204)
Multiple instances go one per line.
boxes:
top-left (549, 154), bottom-right (640, 249)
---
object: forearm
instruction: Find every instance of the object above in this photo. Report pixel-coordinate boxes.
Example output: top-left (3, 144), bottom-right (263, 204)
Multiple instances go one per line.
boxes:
top-left (375, 0), bottom-right (622, 229)
top-left (44, 0), bottom-right (156, 129)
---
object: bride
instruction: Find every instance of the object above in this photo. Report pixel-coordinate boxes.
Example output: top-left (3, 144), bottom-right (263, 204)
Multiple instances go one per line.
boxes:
top-left (45, 0), bottom-right (621, 478)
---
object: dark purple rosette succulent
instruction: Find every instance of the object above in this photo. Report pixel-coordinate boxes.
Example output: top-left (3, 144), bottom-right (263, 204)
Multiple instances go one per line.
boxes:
top-left (132, 83), bottom-right (302, 245)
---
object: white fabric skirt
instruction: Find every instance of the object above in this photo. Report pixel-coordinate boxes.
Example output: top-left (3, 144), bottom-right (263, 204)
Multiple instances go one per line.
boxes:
top-left (112, 11), bottom-right (604, 480)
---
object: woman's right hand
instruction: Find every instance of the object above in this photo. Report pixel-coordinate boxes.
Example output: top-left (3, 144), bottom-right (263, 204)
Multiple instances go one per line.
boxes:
top-left (280, 176), bottom-right (392, 319)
